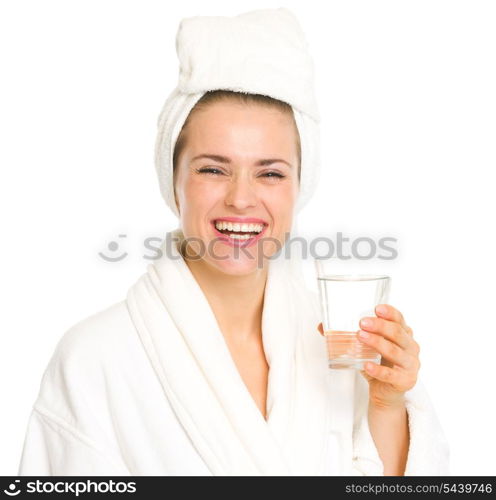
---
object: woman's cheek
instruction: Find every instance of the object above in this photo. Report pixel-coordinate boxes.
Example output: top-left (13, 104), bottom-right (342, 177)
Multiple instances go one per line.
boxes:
top-left (270, 184), bottom-right (297, 214)
top-left (186, 180), bottom-right (221, 208)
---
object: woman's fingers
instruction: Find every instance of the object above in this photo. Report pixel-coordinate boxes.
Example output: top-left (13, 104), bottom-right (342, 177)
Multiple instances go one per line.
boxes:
top-left (357, 330), bottom-right (419, 370)
top-left (317, 322), bottom-right (324, 336)
top-left (364, 361), bottom-right (418, 392)
top-left (375, 304), bottom-right (413, 336)
top-left (359, 315), bottom-right (416, 352)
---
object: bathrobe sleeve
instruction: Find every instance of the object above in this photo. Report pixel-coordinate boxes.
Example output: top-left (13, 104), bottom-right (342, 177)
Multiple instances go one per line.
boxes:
top-left (18, 408), bottom-right (130, 476)
top-left (18, 315), bottom-right (132, 476)
top-left (350, 372), bottom-right (450, 476)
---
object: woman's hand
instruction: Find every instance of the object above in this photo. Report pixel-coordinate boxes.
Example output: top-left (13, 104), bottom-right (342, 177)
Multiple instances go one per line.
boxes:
top-left (317, 304), bottom-right (421, 410)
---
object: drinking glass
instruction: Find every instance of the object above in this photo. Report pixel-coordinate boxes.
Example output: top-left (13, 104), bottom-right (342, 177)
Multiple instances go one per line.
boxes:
top-left (315, 260), bottom-right (391, 370)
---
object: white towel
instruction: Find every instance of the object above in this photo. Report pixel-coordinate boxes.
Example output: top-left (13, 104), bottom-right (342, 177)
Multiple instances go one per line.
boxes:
top-left (154, 8), bottom-right (321, 219)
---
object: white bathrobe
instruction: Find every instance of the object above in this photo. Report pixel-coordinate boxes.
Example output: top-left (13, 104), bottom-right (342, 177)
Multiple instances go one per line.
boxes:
top-left (18, 229), bottom-right (449, 476)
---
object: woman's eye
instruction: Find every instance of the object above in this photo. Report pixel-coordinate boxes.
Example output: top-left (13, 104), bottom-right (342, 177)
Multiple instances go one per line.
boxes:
top-left (261, 171), bottom-right (285, 179)
top-left (197, 167), bottom-right (223, 175)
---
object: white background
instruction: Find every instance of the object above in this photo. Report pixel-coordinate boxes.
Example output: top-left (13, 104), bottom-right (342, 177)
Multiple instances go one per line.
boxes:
top-left (1, 0), bottom-right (495, 476)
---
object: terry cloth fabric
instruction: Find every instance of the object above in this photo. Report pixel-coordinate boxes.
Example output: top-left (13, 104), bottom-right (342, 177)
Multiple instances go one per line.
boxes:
top-left (154, 7), bottom-right (321, 219)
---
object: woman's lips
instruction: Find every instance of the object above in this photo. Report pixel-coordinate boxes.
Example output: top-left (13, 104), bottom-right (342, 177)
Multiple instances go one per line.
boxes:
top-left (211, 221), bottom-right (268, 248)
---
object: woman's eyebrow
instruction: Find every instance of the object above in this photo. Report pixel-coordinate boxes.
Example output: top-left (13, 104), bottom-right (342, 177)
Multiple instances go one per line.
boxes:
top-left (191, 154), bottom-right (292, 168)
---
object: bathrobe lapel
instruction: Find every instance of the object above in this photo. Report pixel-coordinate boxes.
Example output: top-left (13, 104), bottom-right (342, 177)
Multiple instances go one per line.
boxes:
top-left (126, 229), bottom-right (331, 475)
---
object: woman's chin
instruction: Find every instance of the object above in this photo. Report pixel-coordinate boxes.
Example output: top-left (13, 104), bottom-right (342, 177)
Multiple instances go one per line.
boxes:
top-left (209, 257), bottom-right (266, 276)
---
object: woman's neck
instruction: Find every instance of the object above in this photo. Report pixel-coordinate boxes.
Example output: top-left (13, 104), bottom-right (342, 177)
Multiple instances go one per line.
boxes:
top-left (184, 257), bottom-right (268, 346)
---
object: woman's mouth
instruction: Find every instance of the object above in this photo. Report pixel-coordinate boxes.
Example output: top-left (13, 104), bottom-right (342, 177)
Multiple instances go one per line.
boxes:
top-left (211, 219), bottom-right (268, 247)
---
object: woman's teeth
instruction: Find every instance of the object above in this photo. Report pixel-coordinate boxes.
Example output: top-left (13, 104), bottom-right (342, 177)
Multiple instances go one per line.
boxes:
top-left (214, 220), bottom-right (264, 240)
top-left (226, 233), bottom-right (252, 240)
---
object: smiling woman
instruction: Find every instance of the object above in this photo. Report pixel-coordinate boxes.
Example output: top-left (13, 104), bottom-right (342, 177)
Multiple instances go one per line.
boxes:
top-left (17, 7), bottom-right (449, 476)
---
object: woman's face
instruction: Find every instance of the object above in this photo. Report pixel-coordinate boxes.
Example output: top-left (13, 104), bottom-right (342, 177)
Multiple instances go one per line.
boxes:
top-left (174, 100), bottom-right (300, 276)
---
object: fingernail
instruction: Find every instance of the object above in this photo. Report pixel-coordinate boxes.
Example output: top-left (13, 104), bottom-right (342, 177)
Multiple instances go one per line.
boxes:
top-left (376, 305), bottom-right (388, 315)
top-left (358, 330), bottom-right (369, 339)
top-left (360, 318), bottom-right (372, 328)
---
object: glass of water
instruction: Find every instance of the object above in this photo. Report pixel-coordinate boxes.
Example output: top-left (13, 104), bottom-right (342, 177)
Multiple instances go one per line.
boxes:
top-left (315, 259), bottom-right (391, 370)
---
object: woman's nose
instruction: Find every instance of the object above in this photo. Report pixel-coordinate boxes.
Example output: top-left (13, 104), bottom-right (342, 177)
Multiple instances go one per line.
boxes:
top-left (224, 176), bottom-right (258, 210)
